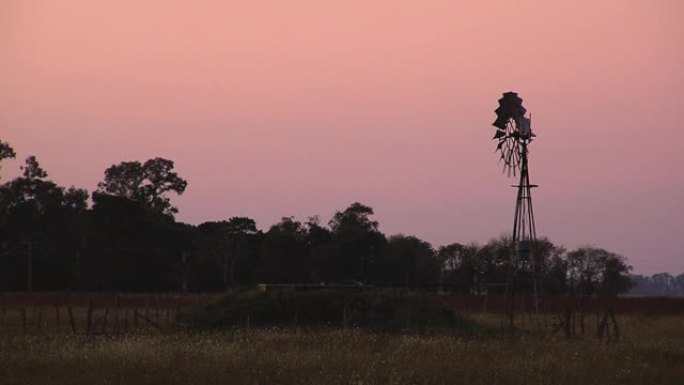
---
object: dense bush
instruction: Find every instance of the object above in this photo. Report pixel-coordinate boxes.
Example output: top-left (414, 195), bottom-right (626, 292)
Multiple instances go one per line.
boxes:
top-left (180, 289), bottom-right (469, 332)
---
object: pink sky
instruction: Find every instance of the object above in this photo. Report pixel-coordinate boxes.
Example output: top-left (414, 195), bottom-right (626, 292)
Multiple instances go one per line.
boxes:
top-left (2, 0), bottom-right (683, 274)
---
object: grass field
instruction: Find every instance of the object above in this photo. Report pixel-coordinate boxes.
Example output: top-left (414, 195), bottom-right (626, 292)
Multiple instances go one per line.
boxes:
top-left (1, 311), bottom-right (682, 385)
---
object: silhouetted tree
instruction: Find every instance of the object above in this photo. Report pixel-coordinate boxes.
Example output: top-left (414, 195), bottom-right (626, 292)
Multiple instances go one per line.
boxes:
top-left (21, 156), bottom-right (47, 179)
top-left (0, 156), bottom-right (88, 290)
top-left (533, 238), bottom-right (568, 296)
top-left (438, 243), bottom-right (483, 293)
top-left (0, 140), bottom-right (15, 182)
top-left (382, 235), bottom-right (439, 288)
top-left (260, 217), bottom-right (310, 283)
top-left (97, 157), bottom-right (187, 216)
top-left (87, 191), bottom-right (181, 291)
top-left (198, 217), bottom-right (260, 290)
top-left (566, 247), bottom-right (633, 296)
top-left (303, 216), bottom-right (334, 283)
top-left (329, 202), bottom-right (386, 282)
top-left (474, 236), bottom-right (513, 293)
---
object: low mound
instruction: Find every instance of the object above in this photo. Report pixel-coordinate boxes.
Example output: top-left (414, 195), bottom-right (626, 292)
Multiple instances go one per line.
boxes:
top-left (181, 288), bottom-right (469, 332)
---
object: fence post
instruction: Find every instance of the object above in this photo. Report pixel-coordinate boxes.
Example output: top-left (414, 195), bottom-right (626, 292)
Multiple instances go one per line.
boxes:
top-left (36, 308), bottom-right (43, 331)
top-left (67, 306), bottom-right (76, 334)
top-left (293, 306), bottom-right (299, 327)
top-left (609, 309), bottom-right (619, 342)
top-left (597, 311), bottom-right (608, 341)
top-left (124, 309), bottom-right (129, 334)
top-left (114, 295), bottom-right (120, 334)
top-left (21, 308), bottom-right (27, 334)
top-left (563, 308), bottom-right (571, 339)
top-left (86, 298), bottom-right (93, 335)
top-left (102, 308), bottom-right (110, 335)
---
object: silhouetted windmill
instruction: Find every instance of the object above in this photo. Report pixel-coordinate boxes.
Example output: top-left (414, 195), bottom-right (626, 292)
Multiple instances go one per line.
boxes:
top-left (491, 92), bottom-right (539, 328)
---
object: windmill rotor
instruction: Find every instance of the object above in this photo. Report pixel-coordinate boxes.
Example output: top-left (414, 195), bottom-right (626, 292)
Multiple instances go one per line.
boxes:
top-left (491, 92), bottom-right (534, 176)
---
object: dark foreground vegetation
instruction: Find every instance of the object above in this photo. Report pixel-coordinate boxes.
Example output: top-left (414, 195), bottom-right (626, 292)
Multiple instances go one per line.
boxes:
top-left (0, 291), bottom-right (682, 384)
top-left (1, 299), bottom-right (683, 385)
top-left (0, 322), bottom-right (681, 385)
top-left (0, 140), bottom-right (651, 296)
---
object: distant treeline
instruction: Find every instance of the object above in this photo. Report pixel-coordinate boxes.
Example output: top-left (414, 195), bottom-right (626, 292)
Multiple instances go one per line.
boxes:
top-left (629, 273), bottom-right (684, 296)
top-left (0, 141), bottom-right (640, 294)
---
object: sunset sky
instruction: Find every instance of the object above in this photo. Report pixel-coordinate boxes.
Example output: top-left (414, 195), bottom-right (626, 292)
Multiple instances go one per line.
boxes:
top-left (2, 0), bottom-right (682, 274)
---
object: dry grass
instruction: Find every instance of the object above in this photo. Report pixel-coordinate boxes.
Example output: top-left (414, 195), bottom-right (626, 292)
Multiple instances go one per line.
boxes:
top-left (0, 313), bottom-right (682, 385)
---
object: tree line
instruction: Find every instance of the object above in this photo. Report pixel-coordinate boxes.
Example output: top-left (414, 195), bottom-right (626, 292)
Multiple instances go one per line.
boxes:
top-left (0, 140), bottom-right (635, 295)
top-left (629, 273), bottom-right (684, 296)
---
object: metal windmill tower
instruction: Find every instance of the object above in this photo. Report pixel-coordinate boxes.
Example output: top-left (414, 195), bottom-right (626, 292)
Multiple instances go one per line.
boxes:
top-left (491, 92), bottom-right (539, 326)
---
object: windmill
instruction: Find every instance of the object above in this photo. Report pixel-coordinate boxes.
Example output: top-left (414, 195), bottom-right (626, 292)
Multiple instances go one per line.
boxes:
top-left (491, 92), bottom-right (539, 327)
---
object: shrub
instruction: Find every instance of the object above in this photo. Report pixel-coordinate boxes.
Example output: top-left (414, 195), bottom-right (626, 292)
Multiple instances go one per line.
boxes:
top-left (180, 288), bottom-right (469, 332)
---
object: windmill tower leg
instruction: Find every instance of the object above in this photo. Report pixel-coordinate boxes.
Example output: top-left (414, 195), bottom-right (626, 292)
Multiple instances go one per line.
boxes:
top-left (512, 142), bottom-right (539, 314)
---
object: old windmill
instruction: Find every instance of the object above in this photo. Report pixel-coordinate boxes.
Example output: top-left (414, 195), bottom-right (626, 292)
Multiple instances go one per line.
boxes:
top-left (491, 92), bottom-right (539, 323)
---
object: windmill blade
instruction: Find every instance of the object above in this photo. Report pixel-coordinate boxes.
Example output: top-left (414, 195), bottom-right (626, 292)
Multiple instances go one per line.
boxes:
top-left (493, 116), bottom-right (508, 130)
top-left (512, 151), bottom-right (519, 176)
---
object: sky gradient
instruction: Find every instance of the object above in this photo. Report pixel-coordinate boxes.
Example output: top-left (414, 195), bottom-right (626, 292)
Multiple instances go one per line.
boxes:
top-left (2, 0), bottom-right (683, 274)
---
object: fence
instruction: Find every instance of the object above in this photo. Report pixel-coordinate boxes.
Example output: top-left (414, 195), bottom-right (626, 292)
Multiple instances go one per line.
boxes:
top-left (0, 292), bottom-right (219, 335)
